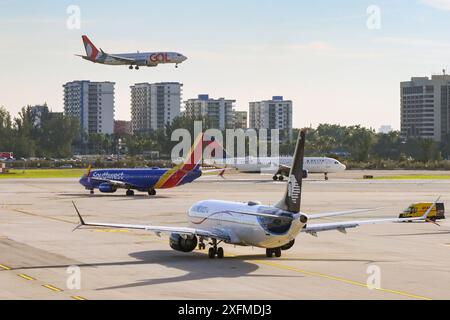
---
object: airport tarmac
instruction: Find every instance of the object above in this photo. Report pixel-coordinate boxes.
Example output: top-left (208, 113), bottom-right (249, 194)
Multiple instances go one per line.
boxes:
top-left (0, 171), bottom-right (449, 300)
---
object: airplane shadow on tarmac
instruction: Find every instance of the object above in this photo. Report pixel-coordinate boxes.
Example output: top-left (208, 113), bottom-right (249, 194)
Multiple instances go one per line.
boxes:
top-left (95, 250), bottom-right (301, 291)
top-left (93, 251), bottom-right (382, 291)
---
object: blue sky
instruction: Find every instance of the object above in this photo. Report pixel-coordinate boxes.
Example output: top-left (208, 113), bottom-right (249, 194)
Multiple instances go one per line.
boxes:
top-left (1, 0), bottom-right (450, 129)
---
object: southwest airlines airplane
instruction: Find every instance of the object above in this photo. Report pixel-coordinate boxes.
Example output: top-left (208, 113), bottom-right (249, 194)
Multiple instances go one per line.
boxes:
top-left (77, 35), bottom-right (188, 70)
top-left (74, 131), bottom-right (438, 259)
top-left (79, 135), bottom-right (221, 196)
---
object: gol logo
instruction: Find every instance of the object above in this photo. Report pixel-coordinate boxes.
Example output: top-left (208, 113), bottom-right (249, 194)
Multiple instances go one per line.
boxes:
top-left (149, 53), bottom-right (170, 63)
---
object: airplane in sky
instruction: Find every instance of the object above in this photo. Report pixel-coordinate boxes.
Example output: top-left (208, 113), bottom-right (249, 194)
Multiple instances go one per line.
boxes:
top-left (74, 130), bottom-right (438, 259)
top-left (77, 35), bottom-right (188, 70)
top-left (204, 156), bottom-right (346, 181)
top-left (79, 134), bottom-right (223, 196)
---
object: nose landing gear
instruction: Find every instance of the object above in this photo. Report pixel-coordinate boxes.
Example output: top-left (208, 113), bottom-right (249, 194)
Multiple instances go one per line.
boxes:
top-left (207, 239), bottom-right (224, 259)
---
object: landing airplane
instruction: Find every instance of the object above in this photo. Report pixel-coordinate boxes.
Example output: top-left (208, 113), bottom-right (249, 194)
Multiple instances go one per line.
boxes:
top-left (79, 134), bottom-right (223, 196)
top-left (74, 130), bottom-right (438, 259)
top-left (77, 35), bottom-right (188, 70)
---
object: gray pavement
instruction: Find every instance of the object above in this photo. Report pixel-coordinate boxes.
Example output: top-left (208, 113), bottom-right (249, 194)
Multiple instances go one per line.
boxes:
top-left (0, 171), bottom-right (449, 300)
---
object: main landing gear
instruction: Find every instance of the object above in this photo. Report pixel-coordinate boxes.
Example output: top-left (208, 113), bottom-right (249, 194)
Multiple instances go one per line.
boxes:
top-left (200, 239), bottom-right (224, 259)
top-left (324, 173), bottom-right (329, 181)
top-left (129, 65), bottom-right (140, 70)
top-left (126, 189), bottom-right (135, 197)
top-left (266, 248), bottom-right (282, 258)
top-left (90, 189), bottom-right (94, 195)
top-left (148, 188), bottom-right (157, 196)
top-left (273, 174), bottom-right (285, 181)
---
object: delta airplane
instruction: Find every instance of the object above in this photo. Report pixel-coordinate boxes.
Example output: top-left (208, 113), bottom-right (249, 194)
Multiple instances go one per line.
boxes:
top-left (77, 35), bottom-right (187, 70)
top-left (204, 156), bottom-right (346, 181)
top-left (74, 130), bottom-right (438, 259)
top-left (79, 135), bottom-right (222, 196)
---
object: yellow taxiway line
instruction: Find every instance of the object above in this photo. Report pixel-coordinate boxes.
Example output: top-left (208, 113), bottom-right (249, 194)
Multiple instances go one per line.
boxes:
top-left (18, 274), bottom-right (35, 281)
top-left (255, 260), bottom-right (433, 301)
top-left (42, 284), bottom-right (63, 292)
top-left (0, 264), bottom-right (11, 271)
top-left (72, 296), bottom-right (87, 301)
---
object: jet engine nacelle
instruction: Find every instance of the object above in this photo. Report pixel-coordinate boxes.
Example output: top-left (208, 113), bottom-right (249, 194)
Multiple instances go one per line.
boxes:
top-left (99, 183), bottom-right (117, 193)
top-left (303, 170), bottom-right (309, 179)
top-left (169, 233), bottom-right (198, 253)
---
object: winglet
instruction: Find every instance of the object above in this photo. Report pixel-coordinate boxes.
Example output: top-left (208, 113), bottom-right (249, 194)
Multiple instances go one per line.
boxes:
top-left (422, 196), bottom-right (441, 221)
top-left (72, 201), bottom-right (86, 231)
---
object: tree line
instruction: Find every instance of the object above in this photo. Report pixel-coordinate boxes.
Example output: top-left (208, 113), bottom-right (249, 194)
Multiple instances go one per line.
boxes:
top-left (2, 106), bottom-right (450, 164)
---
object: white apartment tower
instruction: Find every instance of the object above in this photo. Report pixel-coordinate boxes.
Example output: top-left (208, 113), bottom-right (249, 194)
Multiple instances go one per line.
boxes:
top-left (63, 81), bottom-right (115, 135)
top-left (184, 95), bottom-right (236, 130)
top-left (131, 82), bottom-right (182, 134)
top-left (401, 73), bottom-right (450, 142)
top-left (249, 96), bottom-right (293, 140)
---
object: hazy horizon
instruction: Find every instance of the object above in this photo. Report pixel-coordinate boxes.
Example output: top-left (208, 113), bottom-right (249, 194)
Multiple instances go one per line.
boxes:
top-left (1, 0), bottom-right (450, 130)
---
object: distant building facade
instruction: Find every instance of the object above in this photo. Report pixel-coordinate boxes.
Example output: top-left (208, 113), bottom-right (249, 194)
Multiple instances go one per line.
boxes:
top-left (63, 81), bottom-right (115, 135)
top-left (234, 111), bottom-right (248, 129)
top-left (378, 125), bottom-right (394, 134)
top-left (114, 120), bottom-right (132, 136)
top-left (131, 82), bottom-right (182, 134)
top-left (184, 95), bottom-right (236, 130)
top-left (30, 104), bottom-right (49, 128)
top-left (249, 96), bottom-right (293, 140)
top-left (401, 74), bottom-right (450, 142)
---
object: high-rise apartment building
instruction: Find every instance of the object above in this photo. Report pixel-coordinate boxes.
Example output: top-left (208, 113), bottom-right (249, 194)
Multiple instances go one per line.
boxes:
top-left (184, 95), bottom-right (236, 130)
top-left (63, 81), bottom-right (115, 135)
top-left (131, 82), bottom-right (182, 134)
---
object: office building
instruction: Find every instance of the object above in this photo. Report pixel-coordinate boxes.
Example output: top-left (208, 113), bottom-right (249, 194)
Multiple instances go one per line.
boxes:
top-left (401, 73), bottom-right (450, 142)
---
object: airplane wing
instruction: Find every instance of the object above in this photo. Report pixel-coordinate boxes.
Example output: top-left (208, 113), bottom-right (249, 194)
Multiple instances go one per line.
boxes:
top-left (307, 208), bottom-right (383, 220)
top-left (302, 198), bottom-right (440, 236)
top-left (107, 54), bottom-right (136, 64)
top-left (89, 177), bottom-right (137, 189)
top-left (72, 202), bottom-right (231, 242)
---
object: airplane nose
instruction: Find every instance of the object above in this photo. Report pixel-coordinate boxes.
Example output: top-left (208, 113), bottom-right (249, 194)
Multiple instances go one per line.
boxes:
top-left (182, 55), bottom-right (188, 61)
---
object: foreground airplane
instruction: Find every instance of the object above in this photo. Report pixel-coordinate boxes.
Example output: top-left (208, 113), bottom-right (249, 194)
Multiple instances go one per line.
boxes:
top-left (74, 130), bottom-right (438, 259)
top-left (77, 35), bottom-right (187, 70)
top-left (79, 135), bottom-right (223, 196)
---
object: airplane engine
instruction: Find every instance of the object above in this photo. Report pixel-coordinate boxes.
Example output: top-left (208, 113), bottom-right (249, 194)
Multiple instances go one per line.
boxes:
top-left (281, 239), bottom-right (295, 251)
top-left (99, 183), bottom-right (117, 193)
top-left (169, 233), bottom-right (198, 253)
top-left (303, 170), bottom-right (309, 179)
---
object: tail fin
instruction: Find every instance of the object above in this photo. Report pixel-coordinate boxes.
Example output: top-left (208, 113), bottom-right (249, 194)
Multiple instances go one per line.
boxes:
top-left (275, 130), bottom-right (306, 213)
top-left (154, 134), bottom-right (204, 189)
top-left (180, 133), bottom-right (204, 171)
top-left (82, 35), bottom-right (100, 61)
top-left (85, 164), bottom-right (92, 177)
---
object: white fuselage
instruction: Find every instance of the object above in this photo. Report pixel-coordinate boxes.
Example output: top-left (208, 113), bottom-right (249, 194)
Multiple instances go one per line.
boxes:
top-left (103, 51), bottom-right (186, 66)
top-left (204, 157), bottom-right (347, 174)
top-left (187, 200), bottom-right (305, 249)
